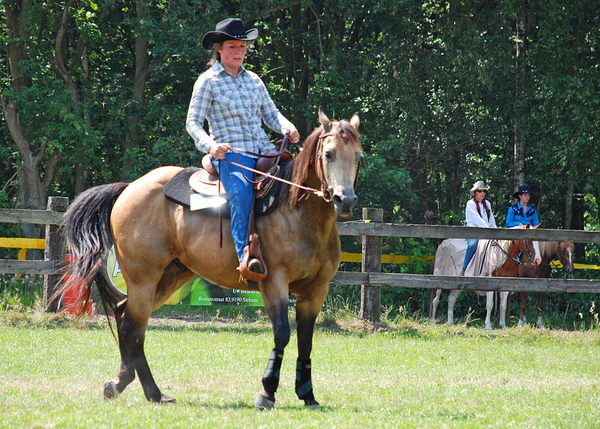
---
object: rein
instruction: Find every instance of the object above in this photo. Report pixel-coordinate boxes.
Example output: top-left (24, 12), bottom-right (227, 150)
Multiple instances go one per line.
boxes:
top-left (219, 128), bottom-right (362, 202)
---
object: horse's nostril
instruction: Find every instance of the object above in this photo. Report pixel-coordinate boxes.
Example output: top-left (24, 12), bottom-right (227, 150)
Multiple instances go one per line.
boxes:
top-left (333, 195), bottom-right (343, 205)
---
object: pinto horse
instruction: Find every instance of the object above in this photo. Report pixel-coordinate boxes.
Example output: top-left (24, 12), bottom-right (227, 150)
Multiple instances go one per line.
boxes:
top-left (431, 227), bottom-right (540, 329)
top-left (516, 241), bottom-right (575, 328)
top-left (58, 109), bottom-right (362, 408)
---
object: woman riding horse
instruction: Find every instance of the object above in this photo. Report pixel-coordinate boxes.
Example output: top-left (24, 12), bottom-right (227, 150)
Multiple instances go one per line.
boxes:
top-left (186, 18), bottom-right (300, 287)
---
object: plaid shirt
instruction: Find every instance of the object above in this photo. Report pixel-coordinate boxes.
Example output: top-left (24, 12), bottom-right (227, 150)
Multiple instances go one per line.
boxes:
top-left (186, 62), bottom-right (294, 156)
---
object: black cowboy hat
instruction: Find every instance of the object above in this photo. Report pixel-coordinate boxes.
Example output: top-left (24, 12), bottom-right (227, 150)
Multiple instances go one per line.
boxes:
top-left (513, 185), bottom-right (532, 199)
top-left (202, 18), bottom-right (258, 49)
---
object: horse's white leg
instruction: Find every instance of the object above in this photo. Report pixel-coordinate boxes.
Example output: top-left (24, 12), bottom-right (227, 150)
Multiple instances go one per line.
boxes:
top-left (485, 291), bottom-right (494, 330)
top-left (447, 290), bottom-right (461, 326)
top-left (537, 316), bottom-right (545, 329)
top-left (431, 289), bottom-right (442, 322)
top-left (518, 315), bottom-right (528, 326)
top-left (498, 292), bottom-right (508, 329)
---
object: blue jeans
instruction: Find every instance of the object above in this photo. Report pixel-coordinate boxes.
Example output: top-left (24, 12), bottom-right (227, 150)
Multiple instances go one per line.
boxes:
top-left (212, 153), bottom-right (256, 263)
top-left (463, 239), bottom-right (479, 270)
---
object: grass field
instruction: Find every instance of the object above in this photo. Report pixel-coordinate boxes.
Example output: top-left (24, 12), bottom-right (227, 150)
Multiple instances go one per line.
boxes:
top-left (1, 306), bottom-right (600, 428)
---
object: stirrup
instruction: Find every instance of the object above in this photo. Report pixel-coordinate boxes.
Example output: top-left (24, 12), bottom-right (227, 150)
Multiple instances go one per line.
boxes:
top-left (239, 235), bottom-right (268, 283)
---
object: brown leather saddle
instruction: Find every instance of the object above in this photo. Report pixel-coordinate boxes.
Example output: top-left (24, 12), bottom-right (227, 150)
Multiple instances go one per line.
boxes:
top-left (164, 139), bottom-right (293, 288)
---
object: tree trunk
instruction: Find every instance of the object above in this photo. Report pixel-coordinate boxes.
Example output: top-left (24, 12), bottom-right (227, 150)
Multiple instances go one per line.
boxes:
top-left (513, 17), bottom-right (526, 189)
top-left (2, 98), bottom-right (44, 210)
top-left (564, 171), bottom-right (574, 229)
top-left (5, 0), bottom-right (32, 93)
top-left (121, 0), bottom-right (170, 181)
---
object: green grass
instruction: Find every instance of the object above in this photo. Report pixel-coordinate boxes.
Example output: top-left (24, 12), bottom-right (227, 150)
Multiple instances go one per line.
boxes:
top-left (1, 307), bottom-right (600, 428)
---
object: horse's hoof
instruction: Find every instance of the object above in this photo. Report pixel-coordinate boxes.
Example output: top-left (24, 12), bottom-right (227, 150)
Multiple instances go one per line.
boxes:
top-left (254, 390), bottom-right (275, 410)
top-left (103, 380), bottom-right (120, 400)
top-left (304, 398), bottom-right (320, 408)
top-left (160, 394), bottom-right (177, 404)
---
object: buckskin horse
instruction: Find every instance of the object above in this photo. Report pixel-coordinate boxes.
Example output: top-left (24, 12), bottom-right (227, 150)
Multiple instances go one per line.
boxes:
top-left (430, 226), bottom-right (540, 329)
top-left (516, 241), bottom-right (575, 328)
top-left (58, 109), bottom-right (362, 408)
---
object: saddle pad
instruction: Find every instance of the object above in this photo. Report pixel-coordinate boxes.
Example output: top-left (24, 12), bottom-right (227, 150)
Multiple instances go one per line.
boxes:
top-left (465, 239), bottom-right (509, 277)
top-left (163, 163), bottom-right (291, 218)
top-left (433, 238), bottom-right (509, 277)
top-left (433, 239), bottom-right (467, 276)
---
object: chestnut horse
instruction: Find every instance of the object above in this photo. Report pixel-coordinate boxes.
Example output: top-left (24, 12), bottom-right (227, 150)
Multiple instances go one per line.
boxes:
top-left (59, 109), bottom-right (362, 408)
top-left (516, 241), bottom-right (575, 328)
top-left (431, 230), bottom-right (540, 329)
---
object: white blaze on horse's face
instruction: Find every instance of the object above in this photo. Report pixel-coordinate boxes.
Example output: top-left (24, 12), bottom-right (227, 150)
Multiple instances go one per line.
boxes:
top-left (318, 109), bottom-right (362, 218)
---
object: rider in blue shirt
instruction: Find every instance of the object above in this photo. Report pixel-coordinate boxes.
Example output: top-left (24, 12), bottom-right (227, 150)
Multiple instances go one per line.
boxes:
top-left (505, 185), bottom-right (540, 228)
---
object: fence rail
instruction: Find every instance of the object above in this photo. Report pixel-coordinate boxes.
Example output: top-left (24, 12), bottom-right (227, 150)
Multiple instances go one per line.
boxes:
top-left (2, 201), bottom-right (600, 319)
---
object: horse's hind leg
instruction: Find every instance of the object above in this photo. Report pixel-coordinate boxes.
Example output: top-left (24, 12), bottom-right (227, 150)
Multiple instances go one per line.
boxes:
top-left (430, 289), bottom-right (442, 322)
top-left (103, 300), bottom-right (137, 400)
top-left (118, 294), bottom-right (174, 403)
top-left (517, 292), bottom-right (528, 326)
top-left (447, 290), bottom-right (461, 326)
top-left (536, 293), bottom-right (546, 329)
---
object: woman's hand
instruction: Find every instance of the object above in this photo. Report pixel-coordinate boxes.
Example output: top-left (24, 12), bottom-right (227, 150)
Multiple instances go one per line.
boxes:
top-left (209, 143), bottom-right (231, 160)
top-left (288, 128), bottom-right (300, 144)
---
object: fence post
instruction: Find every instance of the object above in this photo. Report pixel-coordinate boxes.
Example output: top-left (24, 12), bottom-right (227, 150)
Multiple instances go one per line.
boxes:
top-left (43, 196), bottom-right (69, 312)
top-left (360, 208), bottom-right (383, 321)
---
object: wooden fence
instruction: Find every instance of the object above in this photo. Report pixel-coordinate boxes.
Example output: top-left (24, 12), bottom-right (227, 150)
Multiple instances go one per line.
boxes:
top-left (2, 200), bottom-right (600, 319)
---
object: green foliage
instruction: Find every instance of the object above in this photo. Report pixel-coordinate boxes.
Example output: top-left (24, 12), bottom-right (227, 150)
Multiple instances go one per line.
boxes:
top-left (0, 275), bottom-right (44, 310)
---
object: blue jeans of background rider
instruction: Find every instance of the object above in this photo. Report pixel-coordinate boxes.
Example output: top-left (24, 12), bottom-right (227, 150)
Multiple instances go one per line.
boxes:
top-left (212, 153), bottom-right (256, 263)
top-left (463, 238), bottom-right (479, 270)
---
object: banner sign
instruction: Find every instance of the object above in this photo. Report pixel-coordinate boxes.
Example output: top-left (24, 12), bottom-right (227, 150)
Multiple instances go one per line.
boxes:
top-left (105, 246), bottom-right (264, 306)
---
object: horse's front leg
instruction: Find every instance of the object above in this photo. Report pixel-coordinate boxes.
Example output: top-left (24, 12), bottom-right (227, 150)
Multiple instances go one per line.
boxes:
top-left (498, 291), bottom-right (509, 329)
top-left (485, 291), bottom-right (494, 330)
top-left (294, 281), bottom-right (329, 408)
top-left (254, 277), bottom-right (291, 410)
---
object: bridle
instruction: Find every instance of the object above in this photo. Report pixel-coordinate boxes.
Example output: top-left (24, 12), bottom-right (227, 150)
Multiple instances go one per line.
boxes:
top-left (491, 239), bottom-right (538, 273)
top-left (315, 128), bottom-right (364, 202)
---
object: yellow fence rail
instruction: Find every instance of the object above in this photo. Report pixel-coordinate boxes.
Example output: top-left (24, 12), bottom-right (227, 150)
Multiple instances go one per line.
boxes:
top-left (0, 237), bottom-right (46, 260)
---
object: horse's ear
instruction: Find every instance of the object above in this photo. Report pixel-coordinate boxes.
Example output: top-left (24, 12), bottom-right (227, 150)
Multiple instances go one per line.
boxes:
top-left (318, 106), bottom-right (332, 133)
top-left (350, 112), bottom-right (360, 129)
top-left (532, 223), bottom-right (540, 229)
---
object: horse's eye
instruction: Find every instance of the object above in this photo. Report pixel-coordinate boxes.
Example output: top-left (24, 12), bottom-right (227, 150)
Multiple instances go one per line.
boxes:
top-left (324, 151), bottom-right (335, 161)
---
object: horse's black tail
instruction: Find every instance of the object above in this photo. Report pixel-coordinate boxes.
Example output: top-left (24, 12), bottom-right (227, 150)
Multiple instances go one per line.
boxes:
top-left (55, 182), bottom-right (129, 319)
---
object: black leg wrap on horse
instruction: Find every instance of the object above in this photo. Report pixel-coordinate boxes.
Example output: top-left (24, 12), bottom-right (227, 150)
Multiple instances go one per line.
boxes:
top-left (262, 349), bottom-right (284, 393)
top-left (295, 358), bottom-right (315, 401)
